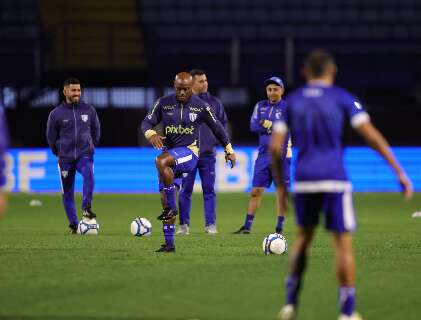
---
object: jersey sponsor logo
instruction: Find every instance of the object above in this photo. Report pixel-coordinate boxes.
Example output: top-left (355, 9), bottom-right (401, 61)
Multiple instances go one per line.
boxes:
top-left (81, 114), bottom-right (88, 122)
top-left (189, 113), bottom-right (198, 122)
top-left (164, 125), bottom-right (194, 135)
top-left (303, 88), bottom-right (323, 97)
top-left (163, 105), bottom-right (175, 111)
top-left (61, 170), bottom-right (68, 178)
top-left (189, 106), bottom-right (202, 112)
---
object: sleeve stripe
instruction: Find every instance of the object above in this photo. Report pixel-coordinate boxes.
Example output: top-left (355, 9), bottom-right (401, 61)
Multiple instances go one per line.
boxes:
top-left (350, 112), bottom-right (370, 128)
top-left (273, 121), bottom-right (288, 134)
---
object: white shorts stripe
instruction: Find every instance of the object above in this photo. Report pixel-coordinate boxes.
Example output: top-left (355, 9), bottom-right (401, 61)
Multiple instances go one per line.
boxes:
top-left (294, 180), bottom-right (352, 193)
top-left (175, 154), bottom-right (193, 165)
top-left (342, 191), bottom-right (356, 231)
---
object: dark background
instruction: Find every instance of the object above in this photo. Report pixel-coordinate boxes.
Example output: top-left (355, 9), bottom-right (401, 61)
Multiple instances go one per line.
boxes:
top-left (2, 0), bottom-right (421, 147)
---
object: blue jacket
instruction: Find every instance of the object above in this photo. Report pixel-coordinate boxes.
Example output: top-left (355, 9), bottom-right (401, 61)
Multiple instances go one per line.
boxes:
top-left (46, 101), bottom-right (101, 160)
top-left (141, 94), bottom-right (230, 156)
top-left (197, 92), bottom-right (228, 157)
top-left (251, 99), bottom-right (290, 156)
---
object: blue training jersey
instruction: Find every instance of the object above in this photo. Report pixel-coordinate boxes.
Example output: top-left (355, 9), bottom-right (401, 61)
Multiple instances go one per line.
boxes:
top-left (197, 92), bottom-right (228, 157)
top-left (275, 82), bottom-right (369, 190)
top-left (251, 99), bottom-right (291, 157)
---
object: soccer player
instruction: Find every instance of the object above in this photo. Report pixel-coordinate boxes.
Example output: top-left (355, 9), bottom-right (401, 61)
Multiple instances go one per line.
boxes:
top-left (270, 50), bottom-right (413, 320)
top-left (46, 78), bottom-right (101, 233)
top-left (141, 72), bottom-right (235, 253)
top-left (177, 69), bottom-right (229, 235)
top-left (233, 76), bottom-right (291, 235)
top-left (0, 101), bottom-right (9, 217)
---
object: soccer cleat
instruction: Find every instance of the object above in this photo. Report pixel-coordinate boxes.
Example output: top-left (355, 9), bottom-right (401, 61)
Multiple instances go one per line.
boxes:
top-left (338, 312), bottom-right (363, 320)
top-left (157, 207), bottom-right (178, 221)
top-left (233, 226), bottom-right (250, 234)
top-left (176, 224), bottom-right (190, 235)
top-left (82, 207), bottom-right (96, 219)
top-left (277, 304), bottom-right (296, 320)
top-left (205, 224), bottom-right (218, 234)
top-left (155, 244), bottom-right (176, 253)
top-left (68, 223), bottom-right (78, 234)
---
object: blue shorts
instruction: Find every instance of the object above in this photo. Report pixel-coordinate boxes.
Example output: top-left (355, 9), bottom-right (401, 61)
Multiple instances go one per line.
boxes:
top-left (293, 191), bottom-right (357, 233)
top-left (158, 147), bottom-right (198, 190)
top-left (252, 153), bottom-right (290, 188)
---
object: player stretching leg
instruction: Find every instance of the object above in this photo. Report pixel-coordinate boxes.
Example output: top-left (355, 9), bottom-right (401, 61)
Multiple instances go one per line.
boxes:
top-left (141, 72), bottom-right (235, 252)
top-left (271, 50), bottom-right (413, 320)
top-left (234, 76), bottom-right (291, 235)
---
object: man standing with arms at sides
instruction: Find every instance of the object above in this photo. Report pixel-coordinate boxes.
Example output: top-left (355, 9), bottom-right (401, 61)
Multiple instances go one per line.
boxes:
top-left (0, 100), bottom-right (9, 217)
top-left (233, 77), bottom-right (291, 235)
top-left (177, 69), bottom-right (229, 235)
top-left (141, 72), bottom-right (235, 253)
top-left (47, 78), bottom-right (101, 233)
top-left (270, 49), bottom-right (413, 320)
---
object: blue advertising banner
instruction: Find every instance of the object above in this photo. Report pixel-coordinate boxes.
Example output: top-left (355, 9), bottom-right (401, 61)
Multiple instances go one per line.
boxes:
top-left (3, 147), bottom-right (420, 193)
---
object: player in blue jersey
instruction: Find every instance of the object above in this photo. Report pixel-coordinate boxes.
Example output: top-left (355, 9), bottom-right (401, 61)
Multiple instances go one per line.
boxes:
top-left (177, 69), bottom-right (229, 235)
top-left (271, 50), bottom-right (413, 320)
top-left (141, 72), bottom-right (236, 252)
top-left (0, 100), bottom-right (9, 217)
top-left (233, 76), bottom-right (291, 235)
top-left (47, 78), bottom-right (101, 233)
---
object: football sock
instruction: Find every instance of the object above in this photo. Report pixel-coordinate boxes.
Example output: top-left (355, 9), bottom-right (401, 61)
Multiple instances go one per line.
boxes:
top-left (339, 286), bottom-right (356, 316)
top-left (285, 275), bottom-right (301, 305)
top-left (163, 185), bottom-right (176, 210)
top-left (276, 216), bottom-right (285, 232)
top-left (243, 214), bottom-right (255, 230)
top-left (163, 223), bottom-right (175, 247)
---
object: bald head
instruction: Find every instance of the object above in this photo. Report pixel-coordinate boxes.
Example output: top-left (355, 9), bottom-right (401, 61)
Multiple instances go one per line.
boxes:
top-left (174, 72), bottom-right (193, 103)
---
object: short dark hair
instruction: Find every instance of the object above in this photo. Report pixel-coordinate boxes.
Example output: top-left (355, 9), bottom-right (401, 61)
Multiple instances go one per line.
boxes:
top-left (304, 49), bottom-right (336, 77)
top-left (190, 69), bottom-right (206, 77)
top-left (63, 77), bottom-right (81, 87)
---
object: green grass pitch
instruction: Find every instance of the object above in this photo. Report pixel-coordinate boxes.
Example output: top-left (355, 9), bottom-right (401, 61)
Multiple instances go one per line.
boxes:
top-left (0, 192), bottom-right (421, 320)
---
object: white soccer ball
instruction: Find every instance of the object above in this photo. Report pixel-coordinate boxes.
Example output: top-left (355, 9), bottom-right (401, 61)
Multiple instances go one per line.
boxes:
top-left (131, 217), bottom-right (152, 237)
top-left (77, 218), bottom-right (99, 235)
top-left (262, 233), bottom-right (288, 255)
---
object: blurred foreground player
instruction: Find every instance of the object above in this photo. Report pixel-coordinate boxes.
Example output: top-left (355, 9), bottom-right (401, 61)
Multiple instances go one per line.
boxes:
top-left (271, 49), bottom-right (413, 320)
top-left (233, 76), bottom-right (291, 235)
top-left (177, 69), bottom-right (229, 235)
top-left (47, 78), bottom-right (101, 233)
top-left (141, 72), bottom-right (235, 252)
top-left (0, 101), bottom-right (9, 217)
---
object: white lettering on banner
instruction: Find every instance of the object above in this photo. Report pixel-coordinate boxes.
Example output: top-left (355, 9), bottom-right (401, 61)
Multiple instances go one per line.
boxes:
top-left (4, 153), bottom-right (15, 191)
top-left (18, 152), bottom-right (47, 192)
top-left (215, 150), bottom-right (249, 191)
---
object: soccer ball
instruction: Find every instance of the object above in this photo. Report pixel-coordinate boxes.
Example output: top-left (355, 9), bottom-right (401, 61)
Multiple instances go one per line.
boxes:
top-left (262, 233), bottom-right (288, 255)
top-left (77, 218), bottom-right (99, 235)
top-left (130, 217), bottom-right (152, 237)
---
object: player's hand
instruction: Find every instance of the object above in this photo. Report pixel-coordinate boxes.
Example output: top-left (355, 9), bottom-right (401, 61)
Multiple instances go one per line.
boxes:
top-left (398, 172), bottom-right (413, 200)
top-left (225, 153), bottom-right (236, 168)
top-left (261, 119), bottom-right (272, 129)
top-left (148, 134), bottom-right (165, 149)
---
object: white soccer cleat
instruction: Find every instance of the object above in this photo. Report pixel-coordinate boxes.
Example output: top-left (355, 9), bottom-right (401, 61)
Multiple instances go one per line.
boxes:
top-left (411, 211), bottom-right (421, 218)
top-left (176, 224), bottom-right (190, 235)
top-left (205, 224), bottom-right (218, 234)
top-left (338, 312), bottom-right (363, 320)
top-left (277, 304), bottom-right (296, 320)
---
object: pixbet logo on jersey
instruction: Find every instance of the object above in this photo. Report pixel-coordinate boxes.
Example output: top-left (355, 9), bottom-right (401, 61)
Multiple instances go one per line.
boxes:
top-left (164, 125), bottom-right (194, 135)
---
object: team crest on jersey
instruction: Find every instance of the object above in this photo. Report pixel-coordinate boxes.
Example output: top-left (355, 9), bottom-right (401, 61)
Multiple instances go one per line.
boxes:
top-left (81, 114), bottom-right (88, 122)
top-left (275, 111), bottom-right (282, 119)
top-left (61, 170), bottom-right (68, 178)
top-left (189, 113), bottom-right (198, 122)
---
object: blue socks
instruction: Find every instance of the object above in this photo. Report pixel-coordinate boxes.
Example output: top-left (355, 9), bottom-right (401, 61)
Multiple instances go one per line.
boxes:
top-left (243, 214), bottom-right (255, 230)
top-left (163, 185), bottom-right (176, 210)
top-left (339, 286), bottom-right (356, 316)
top-left (163, 223), bottom-right (175, 247)
top-left (285, 275), bottom-right (301, 305)
top-left (276, 216), bottom-right (285, 232)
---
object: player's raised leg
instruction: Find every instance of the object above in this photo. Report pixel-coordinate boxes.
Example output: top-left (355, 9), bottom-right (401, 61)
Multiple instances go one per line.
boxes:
top-left (58, 160), bottom-right (78, 233)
